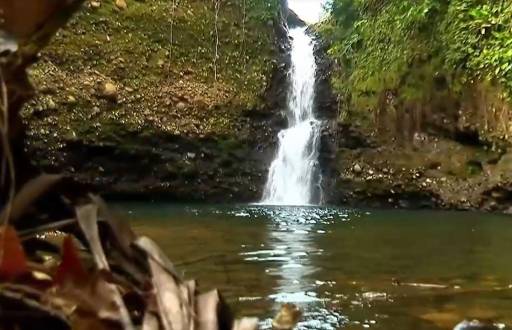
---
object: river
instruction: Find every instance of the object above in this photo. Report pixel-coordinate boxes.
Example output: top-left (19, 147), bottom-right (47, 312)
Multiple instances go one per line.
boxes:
top-left (114, 203), bottom-right (512, 329)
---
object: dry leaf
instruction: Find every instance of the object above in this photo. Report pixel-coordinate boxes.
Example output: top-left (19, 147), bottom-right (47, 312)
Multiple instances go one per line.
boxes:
top-left (233, 318), bottom-right (259, 330)
top-left (183, 280), bottom-right (196, 330)
top-left (90, 194), bottom-right (136, 257)
top-left (75, 204), bottom-right (134, 330)
top-left (54, 235), bottom-right (87, 286)
top-left (196, 290), bottom-right (218, 330)
top-left (46, 272), bottom-right (123, 321)
top-left (149, 258), bottom-right (190, 330)
top-left (135, 236), bottom-right (180, 278)
top-left (76, 204), bottom-right (109, 270)
top-left (142, 312), bottom-right (160, 330)
top-left (0, 225), bottom-right (28, 279)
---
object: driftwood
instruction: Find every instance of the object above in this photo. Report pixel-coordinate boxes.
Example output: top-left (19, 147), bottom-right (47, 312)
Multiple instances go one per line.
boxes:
top-left (0, 2), bottom-right (259, 330)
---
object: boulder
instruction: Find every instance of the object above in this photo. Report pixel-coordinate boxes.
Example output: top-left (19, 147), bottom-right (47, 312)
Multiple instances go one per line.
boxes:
top-left (115, 0), bottom-right (127, 10)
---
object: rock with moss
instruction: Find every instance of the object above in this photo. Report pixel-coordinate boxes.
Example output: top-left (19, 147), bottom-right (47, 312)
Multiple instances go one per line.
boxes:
top-left (22, 0), bottom-right (290, 202)
top-left (318, 0), bottom-right (512, 212)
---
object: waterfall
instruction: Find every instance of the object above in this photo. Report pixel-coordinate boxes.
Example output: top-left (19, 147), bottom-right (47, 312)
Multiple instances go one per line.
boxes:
top-left (261, 27), bottom-right (322, 206)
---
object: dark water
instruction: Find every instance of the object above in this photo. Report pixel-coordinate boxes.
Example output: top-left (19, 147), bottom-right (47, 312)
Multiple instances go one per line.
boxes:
top-left (114, 203), bottom-right (512, 329)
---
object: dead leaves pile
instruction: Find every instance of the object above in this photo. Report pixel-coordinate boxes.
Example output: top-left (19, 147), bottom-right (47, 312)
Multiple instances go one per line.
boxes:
top-left (0, 175), bottom-right (258, 330)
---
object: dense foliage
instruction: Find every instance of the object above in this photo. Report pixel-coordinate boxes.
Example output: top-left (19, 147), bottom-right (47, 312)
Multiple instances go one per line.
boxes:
top-left (320, 0), bottom-right (512, 128)
top-left (246, 0), bottom-right (280, 21)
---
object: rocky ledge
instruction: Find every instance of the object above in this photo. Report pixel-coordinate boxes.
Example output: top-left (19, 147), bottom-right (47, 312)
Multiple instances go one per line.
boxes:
top-left (23, 0), bottom-right (293, 202)
top-left (328, 124), bottom-right (512, 213)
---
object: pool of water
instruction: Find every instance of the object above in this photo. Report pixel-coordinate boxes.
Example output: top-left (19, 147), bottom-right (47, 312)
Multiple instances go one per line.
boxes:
top-left (113, 203), bottom-right (512, 329)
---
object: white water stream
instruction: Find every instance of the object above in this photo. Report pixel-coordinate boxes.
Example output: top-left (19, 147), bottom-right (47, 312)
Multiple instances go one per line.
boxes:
top-left (261, 27), bottom-right (321, 206)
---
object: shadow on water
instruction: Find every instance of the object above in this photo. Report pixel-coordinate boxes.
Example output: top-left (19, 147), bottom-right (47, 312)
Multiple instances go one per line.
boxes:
top-left (115, 202), bottom-right (512, 329)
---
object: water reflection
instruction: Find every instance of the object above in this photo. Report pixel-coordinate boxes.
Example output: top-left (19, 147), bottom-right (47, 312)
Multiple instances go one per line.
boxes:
top-left (239, 206), bottom-right (351, 329)
top-left (121, 203), bottom-right (512, 329)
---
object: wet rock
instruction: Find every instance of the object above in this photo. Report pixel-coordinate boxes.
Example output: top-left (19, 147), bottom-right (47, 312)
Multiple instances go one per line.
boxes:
top-left (115, 0), bottom-right (127, 10)
top-left (90, 1), bottom-right (101, 8)
top-left (66, 95), bottom-right (77, 104)
top-left (353, 164), bottom-right (362, 174)
top-left (453, 320), bottom-right (503, 330)
top-left (100, 82), bottom-right (118, 101)
top-left (47, 99), bottom-right (57, 110)
top-left (176, 102), bottom-right (186, 110)
top-left (272, 304), bottom-right (302, 330)
top-left (39, 86), bottom-right (56, 94)
top-left (64, 130), bottom-right (77, 141)
top-left (91, 106), bottom-right (101, 117)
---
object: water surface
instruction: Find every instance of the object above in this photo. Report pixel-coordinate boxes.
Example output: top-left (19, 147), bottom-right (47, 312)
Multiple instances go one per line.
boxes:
top-left (115, 203), bottom-right (512, 329)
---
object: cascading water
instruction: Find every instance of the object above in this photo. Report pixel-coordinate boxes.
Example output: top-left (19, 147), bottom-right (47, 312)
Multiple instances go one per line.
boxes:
top-left (261, 27), bottom-right (322, 206)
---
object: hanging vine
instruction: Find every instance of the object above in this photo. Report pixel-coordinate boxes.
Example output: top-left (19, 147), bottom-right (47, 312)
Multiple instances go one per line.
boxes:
top-left (213, 0), bottom-right (220, 82)
top-left (168, 0), bottom-right (176, 76)
top-left (242, 0), bottom-right (246, 67)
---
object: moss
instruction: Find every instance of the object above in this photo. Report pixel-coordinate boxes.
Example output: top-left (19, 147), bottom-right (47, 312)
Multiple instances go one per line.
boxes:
top-left (320, 0), bottom-right (512, 145)
top-left (23, 0), bottom-right (279, 145)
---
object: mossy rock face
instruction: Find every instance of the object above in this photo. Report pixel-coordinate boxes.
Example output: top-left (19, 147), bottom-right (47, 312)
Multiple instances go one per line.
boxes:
top-left (319, 0), bottom-right (512, 147)
top-left (312, 0), bottom-right (512, 212)
top-left (22, 0), bottom-right (287, 201)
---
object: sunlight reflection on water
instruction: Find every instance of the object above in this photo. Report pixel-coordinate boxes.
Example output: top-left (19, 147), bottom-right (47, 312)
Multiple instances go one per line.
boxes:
top-left (119, 202), bottom-right (512, 329)
top-left (234, 206), bottom-right (353, 329)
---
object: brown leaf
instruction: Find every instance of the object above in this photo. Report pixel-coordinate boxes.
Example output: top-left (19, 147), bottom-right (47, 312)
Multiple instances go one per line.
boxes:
top-left (46, 272), bottom-right (124, 322)
top-left (149, 258), bottom-right (190, 330)
top-left (196, 290), bottom-right (219, 330)
top-left (0, 225), bottom-right (28, 279)
top-left (90, 194), bottom-right (136, 257)
top-left (76, 204), bottom-right (108, 270)
top-left (183, 280), bottom-right (196, 330)
top-left (75, 204), bottom-right (134, 330)
top-left (142, 312), bottom-right (160, 330)
top-left (135, 236), bottom-right (180, 278)
top-left (54, 235), bottom-right (87, 286)
top-left (233, 318), bottom-right (259, 330)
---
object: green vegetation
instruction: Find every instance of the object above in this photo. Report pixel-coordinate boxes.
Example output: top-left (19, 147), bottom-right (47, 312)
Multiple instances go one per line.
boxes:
top-left (24, 0), bottom-right (280, 143)
top-left (319, 0), bottom-right (512, 142)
